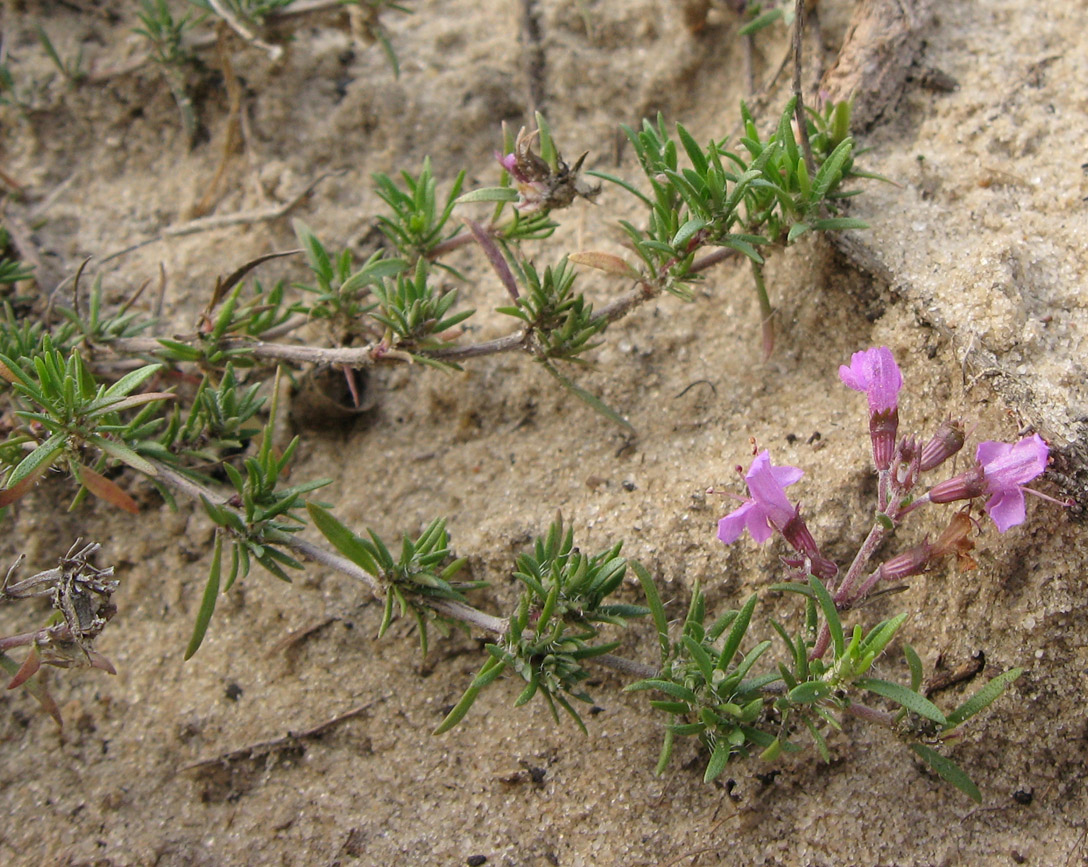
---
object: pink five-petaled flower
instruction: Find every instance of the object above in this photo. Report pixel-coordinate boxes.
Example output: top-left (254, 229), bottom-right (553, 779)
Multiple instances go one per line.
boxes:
top-left (839, 347), bottom-right (904, 471)
top-left (718, 451), bottom-right (838, 578)
top-left (928, 434), bottom-right (1049, 533)
top-left (977, 434), bottom-right (1049, 532)
top-left (717, 451), bottom-right (802, 545)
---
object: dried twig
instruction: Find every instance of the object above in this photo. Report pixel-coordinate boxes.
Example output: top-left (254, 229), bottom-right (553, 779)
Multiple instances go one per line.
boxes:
top-left (181, 696), bottom-right (388, 774)
top-left (99, 172), bottom-right (338, 264)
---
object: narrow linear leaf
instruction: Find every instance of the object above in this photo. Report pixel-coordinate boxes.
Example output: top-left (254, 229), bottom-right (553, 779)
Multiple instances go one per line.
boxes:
top-left (541, 363), bottom-right (632, 430)
top-left (434, 656), bottom-right (506, 734)
top-left (91, 435), bottom-right (159, 476)
top-left (631, 561), bottom-right (669, 661)
top-left (185, 534), bottom-right (223, 660)
top-left (909, 743), bottom-right (982, 803)
top-left (455, 187), bottom-right (519, 205)
top-left (903, 644), bottom-right (924, 693)
top-left (855, 677), bottom-right (947, 725)
top-left (704, 741), bottom-right (730, 783)
top-left (625, 679), bottom-right (698, 704)
top-left (306, 503), bottom-right (381, 576)
top-left (945, 668), bottom-right (1024, 729)
top-left (76, 465), bottom-right (138, 514)
top-left (809, 576), bottom-right (844, 657)
top-left (7, 432), bottom-right (66, 486)
top-left (718, 593), bottom-right (757, 669)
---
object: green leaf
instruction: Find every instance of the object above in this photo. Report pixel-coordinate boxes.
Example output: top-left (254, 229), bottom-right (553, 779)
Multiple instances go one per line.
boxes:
top-left (7, 432), bottom-right (66, 486)
top-left (650, 700), bottom-right (690, 714)
top-left (718, 594), bottom-right (757, 669)
top-left (704, 741), bottom-right (730, 783)
top-left (786, 222), bottom-right (811, 243)
top-left (434, 655), bottom-right (506, 734)
top-left (804, 716), bottom-right (831, 763)
top-left (810, 217), bottom-right (869, 232)
top-left (626, 679), bottom-right (698, 704)
top-left (185, 534), bottom-right (223, 660)
top-left (89, 435), bottom-right (158, 476)
top-left (654, 728), bottom-right (675, 775)
top-left (540, 362), bottom-right (632, 430)
top-left (855, 678), bottom-right (947, 725)
top-left (903, 644), bottom-right (924, 693)
top-left (909, 743), bottom-right (982, 803)
top-left (632, 561), bottom-right (669, 662)
top-left (859, 614), bottom-right (908, 660)
top-left (788, 681), bottom-right (833, 704)
top-left (738, 8), bottom-right (783, 36)
top-left (671, 218), bottom-right (706, 250)
top-left (676, 124), bottom-right (708, 176)
top-left (293, 219), bottom-right (333, 284)
top-left (809, 576), bottom-right (844, 658)
top-left (945, 668), bottom-right (1023, 729)
top-left (98, 363), bottom-right (163, 402)
top-left (306, 503), bottom-right (381, 576)
top-left (718, 236), bottom-right (765, 264)
top-left (455, 187), bottom-right (519, 205)
top-left (683, 634), bottom-right (715, 687)
top-left (586, 170), bottom-right (653, 207)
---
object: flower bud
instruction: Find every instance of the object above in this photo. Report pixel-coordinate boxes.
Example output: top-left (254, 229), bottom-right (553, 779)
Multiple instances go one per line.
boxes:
top-left (877, 544), bottom-right (933, 582)
top-left (920, 419), bottom-right (966, 472)
top-left (928, 466), bottom-right (987, 504)
top-left (781, 512), bottom-right (838, 579)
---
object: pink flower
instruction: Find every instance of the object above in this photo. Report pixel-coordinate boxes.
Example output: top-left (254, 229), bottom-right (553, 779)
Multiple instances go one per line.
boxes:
top-left (976, 434), bottom-right (1049, 533)
top-left (927, 434), bottom-right (1049, 533)
top-left (718, 452), bottom-right (838, 577)
top-left (717, 451), bottom-right (803, 545)
top-left (840, 347), bottom-right (903, 471)
top-left (839, 347), bottom-right (903, 414)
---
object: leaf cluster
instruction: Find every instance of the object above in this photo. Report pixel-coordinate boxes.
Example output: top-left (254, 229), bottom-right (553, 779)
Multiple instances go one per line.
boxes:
top-left (437, 514), bottom-right (645, 734)
top-left (632, 574), bottom-right (1023, 800)
top-left (188, 0), bottom-right (293, 27)
top-left (187, 393), bottom-right (330, 656)
top-left (370, 259), bottom-right (474, 359)
top-left (0, 341), bottom-right (169, 510)
top-left (135, 0), bottom-right (199, 67)
top-left (373, 157), bottom-right (465, 265)
top-left (498, 258), bottom-right (605, 363)
top-left (589, 98), bottom-right (868, 298)
top-left (292, 219), bottom-right (406, 338)
top-left (308, 504), bottom-right (481, 654)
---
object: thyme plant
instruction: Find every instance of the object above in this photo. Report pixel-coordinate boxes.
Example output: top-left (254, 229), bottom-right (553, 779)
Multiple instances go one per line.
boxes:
top-left (0, 96), bottom-right (1063, 802)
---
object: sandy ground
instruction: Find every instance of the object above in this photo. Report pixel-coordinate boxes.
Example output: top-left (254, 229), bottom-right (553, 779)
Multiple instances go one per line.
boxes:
top-left (1, 0), bottom-right (1087, 864)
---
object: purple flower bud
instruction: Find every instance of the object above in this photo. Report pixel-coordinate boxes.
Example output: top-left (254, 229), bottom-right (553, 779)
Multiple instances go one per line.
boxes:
top-left (496, 150), bottom-right (527, 184)
top-left (919, 419), bottom-right (966, 472)
top-left (877, 544), bottom-right (933, 582)
top-left (928, 466), bottom-right (987, 505)
top-left (840, 347), bottom-right (903, 471)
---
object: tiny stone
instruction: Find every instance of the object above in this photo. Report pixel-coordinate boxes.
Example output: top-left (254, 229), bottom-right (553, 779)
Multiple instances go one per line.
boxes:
top-left (466, 856), bottom-right (487, 866)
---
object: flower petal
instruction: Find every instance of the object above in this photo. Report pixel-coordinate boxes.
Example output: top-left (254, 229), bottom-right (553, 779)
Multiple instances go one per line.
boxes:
top-left (979, 434), bottom-right (1048, 489)
top-left (984, 488), bottom-right (1027, 533)
top-left (718, 502), bottom-right (756, 545)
